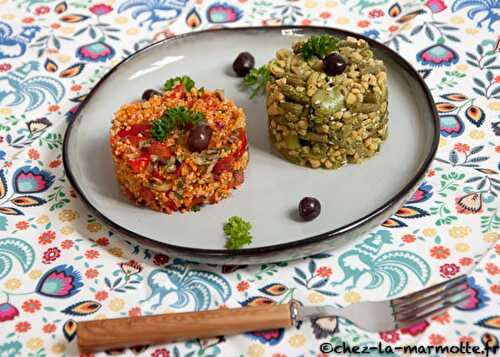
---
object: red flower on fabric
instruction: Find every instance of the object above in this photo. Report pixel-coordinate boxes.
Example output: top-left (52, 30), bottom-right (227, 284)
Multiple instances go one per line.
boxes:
top-left (38, 230), bottom-right (56, 245)
top-left (22, 299), bottom-right (42, 313)
top-left (0, 63), bottom-right (12, 72)
top-left (95, 291), bottom-right (108, 301)
top-left (388, 25), bottom-right (399, 32)
top-left (459, 257), bottom-right (474, 266)
top-left (368, 9), bottom-right (384, 18)
top-left (128, 307), bottom-right (142, 317)
top-left (151, 348), bottom-right (170, 357)
top-left (319, 12), bottom-right (331, 19)
top-left (425, 0), bottom-right (447, 13)
top-left (28, 148), bottom-right (41, 160)
top-left (357, 20), bottom-right (370, 28)
top-left (60, 240), bottom-right (74, 249)
top-left (401, 234), bottom-right (416, 243)
top-left (153, 253), bottom-right (169, 266)
top-left (439, 263), bottom-right (460, 278)
top-left (89, 4), bottom-right (113, 16)
top-left (85, 268), bottom-right (98, 278)
top-left (95, 237), bottom-right (109, 246)
top-left (454, 143), bottom-right (470, 153)
top-left (302, 19), bottom-right (312, 25)
top-left (431, 311), bottom-right (450, 324)
top-left (43, 323), bottom-right (57, 333)
top-left (429, 333), bottom-right (446, 345)
top-left (379, 331), bottom-right (399, 343)
top-left (486, 263), bottom-right (500, 275)
top-left (427, 169), bottom-right (435, 177)
top-left (237, 281), bottom-right (250, 292)
top-left (85, 249), bottom-right (100, 259)
top-left (316, 266), bottom-right (333, 277)
top-left (34, 6), bottom-right (50, 15)
top-left (430, 245), bottom-right (450, 259)
top-left (43, 247), bottom-right (61, 264)
top-left (49, 160), bottom-right (62, 168)
top-left (491, 284), bottom-right (500, 295)
top-left (15, 321), bottom-right (31, 332)
top-left (15, 221), bottom-right (29, 230)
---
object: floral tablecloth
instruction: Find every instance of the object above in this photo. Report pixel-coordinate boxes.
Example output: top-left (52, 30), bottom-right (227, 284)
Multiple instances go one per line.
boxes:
top-left (0, 0), bottom-right (499, 356)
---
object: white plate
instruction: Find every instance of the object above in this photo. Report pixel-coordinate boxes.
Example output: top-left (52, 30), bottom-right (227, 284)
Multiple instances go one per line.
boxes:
top-left (63, 26), bottom-right (439, 264)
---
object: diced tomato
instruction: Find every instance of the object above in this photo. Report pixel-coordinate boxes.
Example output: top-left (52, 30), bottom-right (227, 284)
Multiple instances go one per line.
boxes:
top-left (128, 157), bottom-right (149, 173)
top-left (118, 124), bottom-right (151, 138)
top-left (231, 172), bottom-right (244, 188)
top-left (166, 200), bottom-right (178, 211)
top-left (213, 156), bottom-right (234, 176)
top-left (149, 142), bottom-right (172, 157)
top-left (175, 164), bottom-right (182, 177)
top-left (127, 136), bottom-right (142, 146)
top-left (191, 196), bottom-right (204, 206)
top-left (151, 168), bottom-right (163, 179)
top-left (140, 187), bottom-right (155, 202)
top-left (234, 128), bottom-right (248, 158)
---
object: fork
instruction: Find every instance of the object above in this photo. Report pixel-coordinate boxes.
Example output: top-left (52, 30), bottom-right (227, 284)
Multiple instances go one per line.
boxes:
top-left (77, 274), bottom-right (470, 353)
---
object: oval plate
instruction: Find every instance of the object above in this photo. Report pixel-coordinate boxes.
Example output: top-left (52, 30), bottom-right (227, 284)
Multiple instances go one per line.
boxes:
top-left (63, 26), bottom-right (439, 264)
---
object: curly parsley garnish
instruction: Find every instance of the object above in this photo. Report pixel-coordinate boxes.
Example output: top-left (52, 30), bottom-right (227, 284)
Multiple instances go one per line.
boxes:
top-left (300, 35), bottom-right (340, 60)
top-left (243, 65), bottom-right (271, 99)
top-left (151, 106), bottom-right (204, 141)
top-left (224, 216), bottom-right (252, 249)
top-left (164, 75), bottom-right (195, 91)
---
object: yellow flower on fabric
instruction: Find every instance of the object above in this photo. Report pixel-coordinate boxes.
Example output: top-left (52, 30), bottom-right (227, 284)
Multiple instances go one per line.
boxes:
top-left (4, 278), bottom-right (21, 290)
top-left (336, 17), bottom-right (349, 25)
top-left (488, 101), bottom-right (500, 112)
top-left (1, 14), bottom-right (15, 20)
top-left (401, 23), bottom-right (411, 31)
top-left (126, 28), bottom-right (140, 35)
top-left (483, 232), bottom-right (499, 243)
top-left (450, 16), bottom-right (465, 24)
top-left (422, 228), bottom-right (437, 237)
top-left (108, 247), bottom-right (123, 257)
top-left (36, 215), bottom-right (49, 225)
top-left (29, 270), bottom-right (42, 279)
top-left (94, 313), bottom-right (107, 320)
top-left (304, 0), bottom-right (318, 8)
top-left (449, 226), bottom-right (471, 239)
top-left (325, 0), bottom-right (338, 7)
top-left (439, 138), bottom-right (447, 148)
top-left (308, 291), bottom-right (325, 304)
top-left (26, 338), bottom-right (43, 351)
top-left (51, 343), bottom-right (66, 354)
top-left (61, 26), bottom-right (74, 35)
top-left (0, 107), bottom-right (12, 115)
top-left (289, 334), bottom-right (306, 347)
top-left (344, 291), bottom-right (361, 304)
top-left (456, 243), bottom-right (470, 252)
top-left (60, 226), bottom-right (75, 235)
top-left (109, 298), bottom-right (125, 312)
top-left (469, 130), bottom-right (485, 140)
top-left (57, 54), bottom-right (71, 64)
top-left (87, 222), bottom-right (102, 232)
top-left (0, 0), bottom-right (7, 5)
top-left (465, 28), bottom-right (479, 35)
top-left (456, 64), bottom-right (468, 71)
top-left (115, 16), bottom-right (128, 24)
top-left (59, 209), bottom-right (79, 222)
top-left (248, 343), bottom-right (265, 357)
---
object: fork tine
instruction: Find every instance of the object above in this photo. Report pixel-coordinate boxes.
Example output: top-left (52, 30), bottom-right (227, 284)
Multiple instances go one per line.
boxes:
top-left (391, 275), bottom-right (467, 308)
top-left (395, 290), bottom-right (471, 329)
top-left (393, 280), bottom-right (468, 316)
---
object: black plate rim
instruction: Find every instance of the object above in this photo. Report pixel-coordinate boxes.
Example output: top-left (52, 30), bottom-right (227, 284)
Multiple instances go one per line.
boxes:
top-left (63, 25), bottom-right (440, 260)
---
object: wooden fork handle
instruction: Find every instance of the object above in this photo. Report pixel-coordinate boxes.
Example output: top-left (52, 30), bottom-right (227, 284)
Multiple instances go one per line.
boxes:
top-left (77, 303), bottom-right (293, 353)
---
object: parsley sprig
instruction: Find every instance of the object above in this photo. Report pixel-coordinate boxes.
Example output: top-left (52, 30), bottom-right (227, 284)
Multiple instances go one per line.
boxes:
top-left (224, 216), bottom-right (252, 249)
top-left (243, 65), bottom-right (271, 99)
top-left (164, 75), bottom-right (195, 91)
top-left (300, 35), bottom-right (340, 60)
top-left (151, 106), bottom-right (204, 141)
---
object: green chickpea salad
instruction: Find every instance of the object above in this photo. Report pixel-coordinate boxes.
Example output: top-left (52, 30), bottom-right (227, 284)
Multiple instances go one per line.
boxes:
top-left (265, 35), bottom-right (389, 169)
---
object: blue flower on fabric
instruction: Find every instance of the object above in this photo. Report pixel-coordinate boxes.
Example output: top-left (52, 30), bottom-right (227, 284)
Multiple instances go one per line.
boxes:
top-left (0, 150), bottom-right (5, 161)
top-left (416, 43), bottom-right (459, 67)
top-left (363, 29), bottom-right (380, 40)
top-left (36, 265), bottom-right (83, 298)
top-left (76, 41), bottom-right (115, 62)
top-left (12, 165), bottom-right (55, 194)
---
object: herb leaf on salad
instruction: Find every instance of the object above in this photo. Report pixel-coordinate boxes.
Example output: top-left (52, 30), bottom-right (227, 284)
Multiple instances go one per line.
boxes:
top-left (243, 65), bottom-right (271, 99)
top-left (152, 106), bottom-right (204, 141)
top-left (300, 35), bottom-right (340, 60)
top-left (224, 216), bottom-right (252, 249)
top-left (164, 75), bottom-right (195, 91)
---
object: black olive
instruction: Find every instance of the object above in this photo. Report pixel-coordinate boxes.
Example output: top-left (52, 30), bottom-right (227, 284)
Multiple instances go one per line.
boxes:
top-left (232, 52), bottom-right (255, 77)
top-left (142, 89), bottom-right (162, 101)
top-left (323, 53), bottom-right (347, 76)
top-left (188, 123), bottom-right (212, 152)
top-left (298, 197), bottom-right (321, 221)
